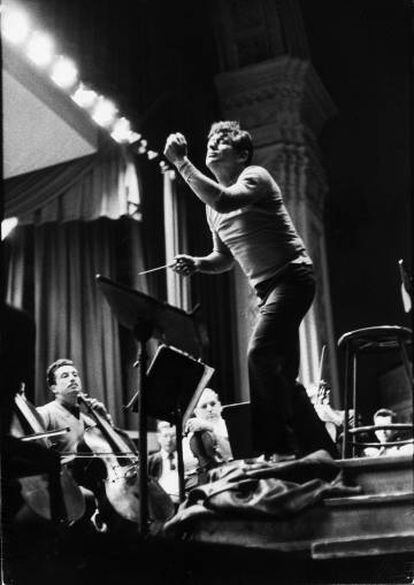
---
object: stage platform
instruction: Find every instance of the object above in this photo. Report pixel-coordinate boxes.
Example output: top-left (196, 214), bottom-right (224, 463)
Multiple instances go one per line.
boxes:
top-left (166, 455), bottom-right (414, 561)
top-left (4, 455), bottom-right (413, 585)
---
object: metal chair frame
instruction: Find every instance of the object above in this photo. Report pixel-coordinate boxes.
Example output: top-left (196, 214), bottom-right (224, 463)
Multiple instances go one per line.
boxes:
top-left (338, 326), bottom-right (413, 458)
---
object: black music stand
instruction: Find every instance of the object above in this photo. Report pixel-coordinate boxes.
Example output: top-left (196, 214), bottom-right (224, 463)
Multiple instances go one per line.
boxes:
top-left (95, 274), bottom-right (212, 536)
top-left (130, 344), bottom-right (214, 502)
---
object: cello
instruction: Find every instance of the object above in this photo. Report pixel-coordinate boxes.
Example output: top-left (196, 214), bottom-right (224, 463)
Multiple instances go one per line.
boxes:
top-left (10, 389), bottom-right (86, 523)
top-left (77, 393), bottom-right (174, 530)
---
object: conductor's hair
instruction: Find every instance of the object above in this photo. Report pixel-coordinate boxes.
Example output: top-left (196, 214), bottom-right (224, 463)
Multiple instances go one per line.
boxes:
top-left (208, 120), bottom-right (253, 165)
top-left (47, 358), bottom-right (74, 388)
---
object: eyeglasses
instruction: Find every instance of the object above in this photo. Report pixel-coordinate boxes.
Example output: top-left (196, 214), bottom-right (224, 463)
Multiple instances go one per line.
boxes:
top-left (199, 401), bottom-right (218, 409)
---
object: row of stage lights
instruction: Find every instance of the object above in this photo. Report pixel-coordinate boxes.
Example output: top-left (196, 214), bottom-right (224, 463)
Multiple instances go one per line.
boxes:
top-left (1, 4), bottom-right (169, 169)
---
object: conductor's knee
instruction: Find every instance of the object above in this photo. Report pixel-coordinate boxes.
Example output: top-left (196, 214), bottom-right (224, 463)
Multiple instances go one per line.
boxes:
top-left (247, 341), bottom-right (282, 374)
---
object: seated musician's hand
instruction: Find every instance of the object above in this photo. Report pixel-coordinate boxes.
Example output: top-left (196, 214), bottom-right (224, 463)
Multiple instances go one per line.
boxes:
top-left (87, 398), bottom-right (113, 425)
top-left (170, 254), bottom-right (199, 277)
top-left (163, 132), bottom-right (188, 164)
top-left (185, 418), bottom-right (212, 434)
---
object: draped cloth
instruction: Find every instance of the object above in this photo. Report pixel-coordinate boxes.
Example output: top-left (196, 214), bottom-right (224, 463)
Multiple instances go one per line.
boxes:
top-left (4, 142), bottom-right (141, 224)
top-left (5, 143), bottom-right (143, 425)
top-left (164, 451), bottom-right (361, 538)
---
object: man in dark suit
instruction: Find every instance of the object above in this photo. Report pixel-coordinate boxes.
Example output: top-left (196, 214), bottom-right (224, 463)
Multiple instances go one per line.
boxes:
top-left (148, 421), bottom-right (181, 504)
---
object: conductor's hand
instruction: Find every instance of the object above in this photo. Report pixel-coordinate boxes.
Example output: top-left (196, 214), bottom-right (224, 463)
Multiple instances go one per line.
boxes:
top-left (170, 254), bottom-right (199, 277)
top-left (163, 133), bottom-right (188, 165)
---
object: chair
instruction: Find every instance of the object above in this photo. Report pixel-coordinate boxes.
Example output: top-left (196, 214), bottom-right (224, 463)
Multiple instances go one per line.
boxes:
top-left (3, 436), bottom-right (66, 523)
top-left (337, 325), bottom-right (413, 458)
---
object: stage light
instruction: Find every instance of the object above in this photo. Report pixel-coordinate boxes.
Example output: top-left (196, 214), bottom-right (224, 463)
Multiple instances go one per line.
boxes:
top-left (91, 97), bottom-right (117, 127)
top-left (110, 117), bottom-right (132, 143)
top-left (128, 132), bottom-right (142, 144)
top-left (71, 83), bottom-right (98, 108)
top-left (51, 56), bottom-right (78, 89)
top-left (137, 139), bottom-right (148, 154)
top-left (1, 6), bottom-right (31, 44)
top-left (26, 31), bottom-right (54, 67)
top-left (1, 217), bottom-right (18, 240)
top-left (147, 150), bottom-right (158, 160)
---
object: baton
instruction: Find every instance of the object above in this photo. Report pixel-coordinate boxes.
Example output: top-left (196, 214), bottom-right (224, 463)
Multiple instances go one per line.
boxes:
top-left (138, 263), bottom-right (174, 276)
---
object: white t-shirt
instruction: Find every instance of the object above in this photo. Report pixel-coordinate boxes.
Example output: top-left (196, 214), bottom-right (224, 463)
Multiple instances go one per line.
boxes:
top-left (157, 450), bottom-right (180, 501)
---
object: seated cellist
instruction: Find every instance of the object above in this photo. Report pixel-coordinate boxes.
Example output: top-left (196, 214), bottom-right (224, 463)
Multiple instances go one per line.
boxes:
top-left (38, 358), bottom-right (174, 532)
top-left (37, 358), bottom-right (113, 532)
top-left (37, 359), bottom-right (112, 454)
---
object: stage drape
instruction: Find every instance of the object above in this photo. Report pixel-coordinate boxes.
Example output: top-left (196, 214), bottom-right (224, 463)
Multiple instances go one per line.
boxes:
top-left (34, 221), bottom-right (123, 416)
top-left (6, 219), bottom-right (148, 428)
top-left (186, 197), bottom-right (238, 404)
top-left (5, 143), bottom-right (144, 427)
top-left (4, 144), bottom-right (141, 225)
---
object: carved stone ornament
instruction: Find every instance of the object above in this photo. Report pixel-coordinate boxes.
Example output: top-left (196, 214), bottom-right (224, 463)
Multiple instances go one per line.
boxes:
top-left (215, 56), bottom-right (336, 140)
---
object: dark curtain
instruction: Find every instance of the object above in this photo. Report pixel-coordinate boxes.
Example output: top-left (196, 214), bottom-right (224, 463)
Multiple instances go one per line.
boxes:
top-left (186, 197), bottom-right (238, 406)
top-left (6, 218), bottom-right (150, 429)
top-left (7, 221), bottom-right (122, 419)
top-left (34, 220), bottom-right (123, 414)
top-left (5, 138), bottom-right (145, 427)
top-left (4, 142), bottom-right (141, 224)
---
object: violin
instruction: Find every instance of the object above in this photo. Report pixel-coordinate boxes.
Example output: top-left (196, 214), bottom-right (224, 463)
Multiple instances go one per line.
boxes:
top-left (189, 429), bottom-right (224, 471)
top-left (77, 393), bottom-right (174, 528)
top-left (10, 390), bottom-right (85, 523)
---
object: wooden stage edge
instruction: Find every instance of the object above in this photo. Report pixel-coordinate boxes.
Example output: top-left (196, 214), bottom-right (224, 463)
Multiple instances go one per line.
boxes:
top-left (166, 454), bottom-right (414, 561)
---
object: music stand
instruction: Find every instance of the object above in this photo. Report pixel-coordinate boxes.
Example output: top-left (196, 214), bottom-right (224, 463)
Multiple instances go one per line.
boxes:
top-left (132, 344), bottom-right (214, 501)
top-left (95, 274), bottom-right (213, 536)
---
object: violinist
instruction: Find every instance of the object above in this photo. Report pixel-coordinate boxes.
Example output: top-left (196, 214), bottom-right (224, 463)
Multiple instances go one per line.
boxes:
top-left (185, 388), bottom-right (233, 474)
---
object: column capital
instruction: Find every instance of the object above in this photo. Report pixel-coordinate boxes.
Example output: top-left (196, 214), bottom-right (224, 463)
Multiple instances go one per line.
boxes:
top-left (215, 55), bottom-right (336, 142)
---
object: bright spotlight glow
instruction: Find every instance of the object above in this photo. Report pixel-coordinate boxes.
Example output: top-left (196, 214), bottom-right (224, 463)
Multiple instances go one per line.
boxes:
top-left (138, 139), bottom-right (148, 154)
top-left (127, 131), bottom-right (142, 144)
top-left (147, 150), bottom-right (158, 160)
top-left (1, 7), bottom-right (31, 44)
top-left (91, 97), bottom-right (117, 127)
top-left (71, 83), bottom-right (98, 108)
top-left (51, 56), bottom-right (78, 89)
top-left (1, 217), bottom-right (18, 240)
top-left (110, 117), bottom-right (132, 143)
top-left (26, 32), bottom-right (54, 67)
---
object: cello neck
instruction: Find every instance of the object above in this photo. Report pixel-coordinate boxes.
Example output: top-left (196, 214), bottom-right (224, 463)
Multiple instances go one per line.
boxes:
top-left (77, 394), bottom-right (134, 456)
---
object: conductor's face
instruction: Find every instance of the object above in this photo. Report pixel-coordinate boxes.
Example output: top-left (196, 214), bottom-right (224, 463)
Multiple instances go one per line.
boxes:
top-left (206, 134), bottom-right (242, 172)
top-left (51, 365), bottom-right (82, 405)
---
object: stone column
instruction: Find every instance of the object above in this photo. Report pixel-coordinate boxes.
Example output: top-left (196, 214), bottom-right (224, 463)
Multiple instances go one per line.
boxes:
top-left (215, 55), bottom-right (340, 402)
top-left (162, 168), bottom-right (191, 312)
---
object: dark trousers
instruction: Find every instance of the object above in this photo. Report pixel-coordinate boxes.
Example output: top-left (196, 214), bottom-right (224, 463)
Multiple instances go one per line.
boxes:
top-left (248, 264), bottom-right (338, 458)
